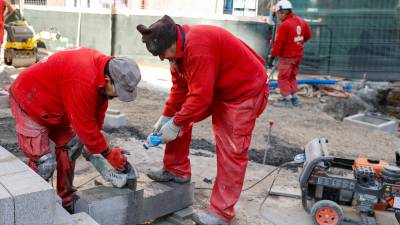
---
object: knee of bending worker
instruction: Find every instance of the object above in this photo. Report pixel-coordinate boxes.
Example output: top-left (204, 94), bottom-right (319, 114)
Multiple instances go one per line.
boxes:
top-left (36, 152), bottom-right (56, 180)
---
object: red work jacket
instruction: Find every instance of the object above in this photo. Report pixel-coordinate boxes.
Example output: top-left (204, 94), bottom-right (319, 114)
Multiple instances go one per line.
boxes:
top-left (271, 13), bottom-right (312, 58)
top-left (12, 48), bottom-right (112, 154)
top-left (162, 25), bottom-right (268, 127)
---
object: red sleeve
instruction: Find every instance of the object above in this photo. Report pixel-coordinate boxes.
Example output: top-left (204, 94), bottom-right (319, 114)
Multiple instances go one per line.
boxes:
top-left (303, 21), bottom-right (312, 42)
top-left (173, 55), bottom-right (217, 126)
top-left (270, 24), bottom-right (287, 57)
top-left (162, 67), bottom-right (189, 117)
top-left (61, 81), bottom-right (108, 154)
top-left (96, 100), bottom-right (108, 130)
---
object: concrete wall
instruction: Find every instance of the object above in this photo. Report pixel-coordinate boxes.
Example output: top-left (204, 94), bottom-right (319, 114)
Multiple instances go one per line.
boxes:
top-left (23, 8), bottom-right (269, 65)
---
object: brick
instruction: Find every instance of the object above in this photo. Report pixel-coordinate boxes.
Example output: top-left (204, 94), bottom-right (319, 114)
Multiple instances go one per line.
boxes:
top-left (0, 184), bottom-right (14, 225)
top-left (71, 212), bottom-right (101, 225)
top-left (0, 145), bottom-right (55, 225)
top-left (104, 110), bottom-right (127, 129)
top-left (142, 182), bottom-right (194, 222)
top-left (74, 186), bottom-right (144, 225)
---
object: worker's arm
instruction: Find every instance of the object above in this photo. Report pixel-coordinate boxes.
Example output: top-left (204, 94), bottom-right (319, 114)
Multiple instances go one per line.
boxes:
top-left (162, 67), bottom-right (189, 117)
top-left (270, 24), bottom-right (287, 57)
top-left (61, 81), bottom-right (108, 154)
top-left (3, 0), bottom-right (14, 20)
top-left (173, 55), bottom-right (218, 127)
top-left (303, 21), bottom-right (312, 43)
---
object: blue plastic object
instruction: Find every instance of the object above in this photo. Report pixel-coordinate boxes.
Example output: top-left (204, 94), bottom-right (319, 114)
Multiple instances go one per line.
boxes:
top-left (143, 133), bottom-right (162, 149)
top-left (269, 79), bottom-right (337, 88)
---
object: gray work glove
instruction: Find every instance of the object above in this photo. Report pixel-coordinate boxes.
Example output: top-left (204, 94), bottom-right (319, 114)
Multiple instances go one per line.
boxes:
top-left (159, 118), bottom-right (181, 143)
top-left (37, 152), bottom-right (56, 181)
top-left (153, 115), bottom-right (171, 134)
top-left (66, 135), bottom-right (84, 161)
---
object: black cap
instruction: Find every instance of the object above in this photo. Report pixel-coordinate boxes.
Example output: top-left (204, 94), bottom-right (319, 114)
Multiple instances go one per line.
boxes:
top-left (136, 15), bottom-right (177, 56)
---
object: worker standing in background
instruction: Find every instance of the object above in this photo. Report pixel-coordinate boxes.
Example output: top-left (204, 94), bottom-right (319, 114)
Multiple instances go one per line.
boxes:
top-left (0, 0), bottom-right (14, 49)
top-left (9, 48), bottom-right (141, 213)
top-left (137, 15), bottom-right (269, 225)
top-left (268, 0), bottom-right (312, 107)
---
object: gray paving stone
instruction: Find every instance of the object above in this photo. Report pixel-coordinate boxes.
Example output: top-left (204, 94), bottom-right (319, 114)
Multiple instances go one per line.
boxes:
top-left (55, 203), bottom-right (74, 225)
top-left (0, 184), bottom-right (14, 225)
top-left (142, 182), bottom-right (194, 222)
top-left (71, 212), bottom-right (101, 225)
top-left (171, 207), bottom-right (193, 220)
top-left (166, 216), bottom-right (193, 225)
top-left (0, 145), bottom-right (55, 225)
top-left (75, 186), bottom-right (144, 225)
top-left (104, 110), bottom-right (127, 129)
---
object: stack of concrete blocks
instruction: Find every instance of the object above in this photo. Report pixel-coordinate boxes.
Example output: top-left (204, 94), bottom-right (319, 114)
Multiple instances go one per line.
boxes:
top-left (104, 109), bottom-right (127, 129)
top-left (0, 90), bottom-right (9, 109)
top-left (0, 145), bottom-right (99, 225)
top-left (75, 181), bottom-right (194, 225)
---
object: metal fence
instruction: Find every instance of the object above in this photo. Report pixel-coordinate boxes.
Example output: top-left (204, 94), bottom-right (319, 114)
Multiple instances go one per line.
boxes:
top-left (292, 0), bottom-right (400, 80)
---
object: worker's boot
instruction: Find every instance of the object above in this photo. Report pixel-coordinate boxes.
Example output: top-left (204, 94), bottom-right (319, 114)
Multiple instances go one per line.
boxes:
top-left (147, 168), bottom-right (190, 184)
top-left (192, 210), bottom-right (229, 225)
top-left (291, 94), bottom-right (301, 107)
top-left (272, 96), bottom-right (292, 108)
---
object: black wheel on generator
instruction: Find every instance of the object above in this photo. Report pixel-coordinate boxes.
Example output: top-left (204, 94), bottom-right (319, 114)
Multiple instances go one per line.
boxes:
top-left (310, 200), bottom-right (344, 225)
top-left (4, 49), bottom-right (14, 66)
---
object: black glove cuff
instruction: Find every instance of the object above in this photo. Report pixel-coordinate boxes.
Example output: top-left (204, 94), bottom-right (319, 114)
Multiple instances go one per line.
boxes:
top-left (101, 148), bottom-right (111, 157)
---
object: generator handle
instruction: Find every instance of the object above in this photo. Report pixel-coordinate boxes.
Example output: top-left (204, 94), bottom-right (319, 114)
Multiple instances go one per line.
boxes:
top-left (300, 156), bottom-right (334, 213)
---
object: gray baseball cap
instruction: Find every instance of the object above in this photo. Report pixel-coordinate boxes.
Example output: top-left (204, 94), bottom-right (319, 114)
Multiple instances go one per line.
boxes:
top-left (108, 57), bottom-right (141, 102)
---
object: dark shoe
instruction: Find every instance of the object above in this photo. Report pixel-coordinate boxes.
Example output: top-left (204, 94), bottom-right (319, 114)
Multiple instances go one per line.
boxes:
top-left (147, 168), bottom-right (190, 184)
top-left (291, 94), bottom-right (301, 107)
top-left (192, 210), bottom-right (229, 225)
top-left (272, 97), bottom-right (293, 108)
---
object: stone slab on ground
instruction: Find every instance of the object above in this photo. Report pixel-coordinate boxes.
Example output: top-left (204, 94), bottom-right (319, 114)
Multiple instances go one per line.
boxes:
top-left (75, 186), bottom-right (144, 225)
top-left (55, 203), bottom-right (74, 225)
top-left (142, 182), bottom-right (194, 222)
top-left (0, 183), bottom-right (14, 225)
top-left (104, 109), bottom-right (127, 129)
top-left (0, 145), bottom-right (55, 225)
top-left (0, 90), bottom-right (9, 109)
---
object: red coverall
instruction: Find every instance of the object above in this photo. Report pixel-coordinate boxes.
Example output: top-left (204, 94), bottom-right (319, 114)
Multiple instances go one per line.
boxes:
top-left (0, 0), bottom-right (6, 47)
top-left (271, 13), bottom-right (312, 97)
top-left (162, 25), bottom-right (269, 222)
top-left (9, 48), bottom-right (111, 208)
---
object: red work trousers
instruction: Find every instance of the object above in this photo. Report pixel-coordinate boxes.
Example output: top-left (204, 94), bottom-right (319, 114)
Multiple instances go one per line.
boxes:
top-left (278, 56), bottom-right (302, 97)
top-left (9, 96), bottom-right (76, 208)
top-left (164, 86), bottom-right (269, 222)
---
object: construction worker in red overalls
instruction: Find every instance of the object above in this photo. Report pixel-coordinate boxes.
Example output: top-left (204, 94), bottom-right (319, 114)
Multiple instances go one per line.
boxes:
top-left (9, 48), bottom-right (141, 213)
top-left (137, 15), bottom-right (269, 225)
top-left (268, 0), bottom-right (312, 107)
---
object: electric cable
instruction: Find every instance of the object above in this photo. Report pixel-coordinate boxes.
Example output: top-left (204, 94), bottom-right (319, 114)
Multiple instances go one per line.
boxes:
top-left (76, 174), bottom-right (101, 189)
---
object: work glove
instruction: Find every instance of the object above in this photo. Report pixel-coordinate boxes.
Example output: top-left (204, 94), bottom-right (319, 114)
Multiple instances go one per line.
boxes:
top-left (267, 56), bottom-right (276, 69)
top-left (159, 118), bottom-right (181, 143)
top-left (66, 135), bottom-right (84, 161)
top-left (102, 148), bottom-right (128, 171)
top-left (153, 115), bottom-right (171, 134)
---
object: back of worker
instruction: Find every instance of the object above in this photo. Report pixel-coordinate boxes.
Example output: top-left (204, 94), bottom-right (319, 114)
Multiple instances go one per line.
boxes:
top-left (185, 25), bottom-right (266, 101)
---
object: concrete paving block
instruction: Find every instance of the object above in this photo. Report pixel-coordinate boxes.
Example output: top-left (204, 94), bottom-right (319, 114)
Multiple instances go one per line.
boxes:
top-left (0, 184), bottom-right (14, 225)
top-left (170, 207), bottom-right (193, 220)
top-left (152, 221), bottom-right (175, 225)
top-left (166, 216), bottom-right (193, 225)
top-left (142, 182), bottom-right (194, 222)
top-left (71, 212), bottom-right (101, 225)
top-left (55, 203), bottom-right (74, 225)
top-left (0, 90), bottom-right (9, 109)
top-left (104, 109), bottom-right (127, 129)
top-left (0, 146), bottom-right (28, 177)
top-left (344, 113), bottom-right (399, 134)
top-left (75, 186), bottom-right (144, 225)
top-left (0, 170), bottom-right (55, 225)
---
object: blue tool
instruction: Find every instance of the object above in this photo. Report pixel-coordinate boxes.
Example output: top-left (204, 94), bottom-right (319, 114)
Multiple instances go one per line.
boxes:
top-left (143, 133), bottom-right (162, 149)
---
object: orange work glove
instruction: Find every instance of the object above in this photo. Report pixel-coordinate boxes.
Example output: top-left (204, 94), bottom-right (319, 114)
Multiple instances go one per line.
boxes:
top-left (102, 148), bottom-right (128, 171)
